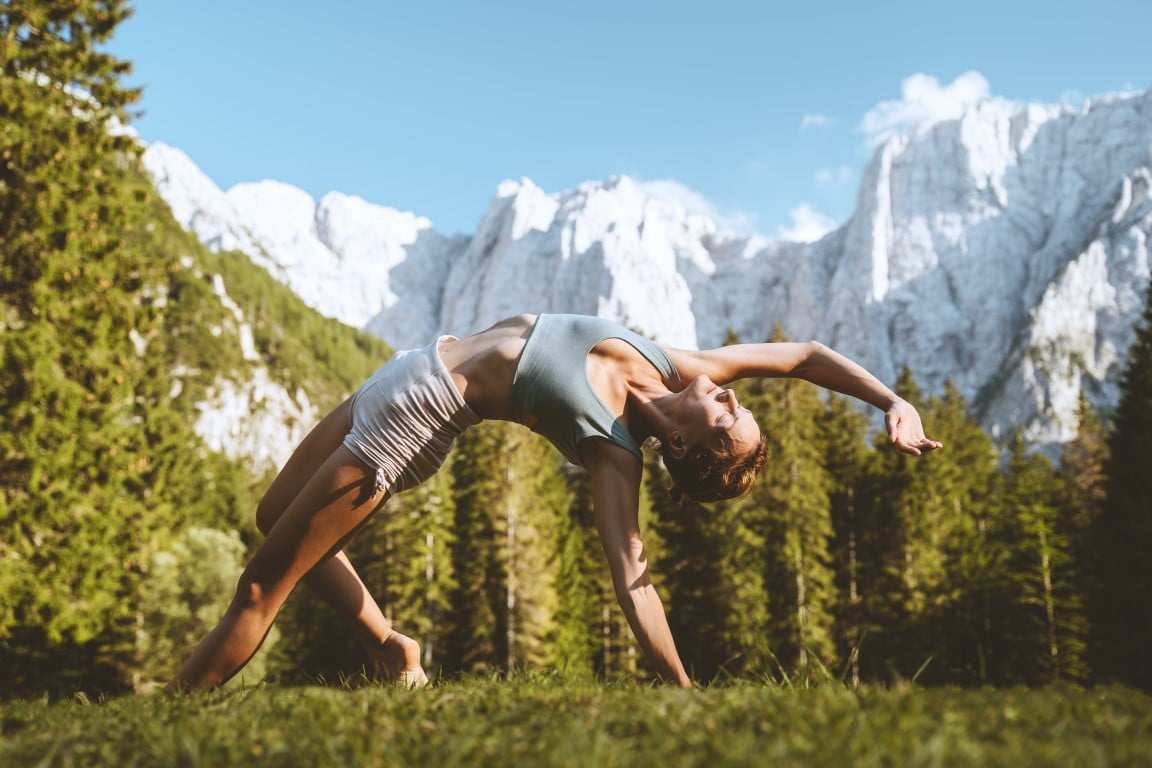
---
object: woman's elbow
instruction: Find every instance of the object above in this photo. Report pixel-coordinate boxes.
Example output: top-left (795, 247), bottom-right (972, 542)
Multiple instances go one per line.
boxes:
top-left (613, 571), bottom-right (651, 606)
top-left (790, 340), bottom-right (826, 377)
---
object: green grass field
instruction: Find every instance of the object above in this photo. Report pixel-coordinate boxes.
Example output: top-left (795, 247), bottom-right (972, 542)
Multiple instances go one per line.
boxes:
top-left (2, 678), bottom-right (1149, 767)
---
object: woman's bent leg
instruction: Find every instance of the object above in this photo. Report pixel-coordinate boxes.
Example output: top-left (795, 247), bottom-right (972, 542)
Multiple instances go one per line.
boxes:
top-left (302, 552), bottom-right (423, 678)
top-left (253, 398), bottom-right (422, 679)
top-left (167, 446), bottom-right (382, 692)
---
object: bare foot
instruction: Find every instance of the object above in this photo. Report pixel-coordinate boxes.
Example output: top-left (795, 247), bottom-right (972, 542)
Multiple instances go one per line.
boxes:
top-left (397, 667), bottom-right (429, 688)
top-left (371, 631), bottom-right (427, 687)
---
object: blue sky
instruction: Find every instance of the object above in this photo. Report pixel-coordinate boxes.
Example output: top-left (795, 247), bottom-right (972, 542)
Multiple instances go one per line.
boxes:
top-left (112, 0), bottom-right (1151, 238)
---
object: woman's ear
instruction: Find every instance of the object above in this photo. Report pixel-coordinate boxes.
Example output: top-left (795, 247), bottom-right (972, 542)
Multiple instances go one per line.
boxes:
top-left (666, 430), bottom-right (687, 460)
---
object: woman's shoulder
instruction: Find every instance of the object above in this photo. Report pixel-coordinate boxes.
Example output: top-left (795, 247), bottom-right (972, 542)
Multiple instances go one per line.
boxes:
top-left (662, 347), bottom-right (712, 384)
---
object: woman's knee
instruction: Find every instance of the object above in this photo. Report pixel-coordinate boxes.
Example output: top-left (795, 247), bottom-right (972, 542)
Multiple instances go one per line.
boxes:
top-left (230, 571), bottom-right (288, 619)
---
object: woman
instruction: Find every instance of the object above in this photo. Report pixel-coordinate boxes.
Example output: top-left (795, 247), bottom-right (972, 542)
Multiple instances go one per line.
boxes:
top-left (167, 313), bottom-right (940, 691)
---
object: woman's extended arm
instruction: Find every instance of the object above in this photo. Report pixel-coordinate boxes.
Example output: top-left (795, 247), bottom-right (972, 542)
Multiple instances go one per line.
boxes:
top-left (669, 342), bottom-right (942, 455)
top-left (583, 443), bottom-right (691, 688)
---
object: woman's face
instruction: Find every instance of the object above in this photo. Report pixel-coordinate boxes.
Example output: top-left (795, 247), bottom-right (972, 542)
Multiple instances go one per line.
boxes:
top-left (675, 375), bottom-right (761, 455)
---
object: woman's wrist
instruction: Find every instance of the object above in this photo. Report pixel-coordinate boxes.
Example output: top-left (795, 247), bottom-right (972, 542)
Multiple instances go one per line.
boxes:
top-left (868, 391), bottom-right (902, 411)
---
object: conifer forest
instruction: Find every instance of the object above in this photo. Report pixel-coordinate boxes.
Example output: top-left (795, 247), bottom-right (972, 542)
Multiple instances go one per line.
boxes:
top-left (2, 1), bottom-right (1151, 700)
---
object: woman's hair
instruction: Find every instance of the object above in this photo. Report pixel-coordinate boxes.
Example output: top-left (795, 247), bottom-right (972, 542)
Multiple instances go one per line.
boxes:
top-left (660, 436), bottom-right (769, 504)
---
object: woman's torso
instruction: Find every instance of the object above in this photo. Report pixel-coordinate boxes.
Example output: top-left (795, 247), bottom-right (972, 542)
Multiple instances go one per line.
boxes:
top-left (438, 314), bottom-right (681, 458)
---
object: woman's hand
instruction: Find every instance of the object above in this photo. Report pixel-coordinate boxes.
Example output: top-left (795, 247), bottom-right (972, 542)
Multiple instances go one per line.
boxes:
top-left (885, 399), bottom-right (943, 456)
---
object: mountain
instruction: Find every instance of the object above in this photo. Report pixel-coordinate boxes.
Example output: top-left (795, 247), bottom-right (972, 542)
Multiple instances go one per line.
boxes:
top-left (143, 88), bottom-right (1152, 452)
top-left (143, 143), bottom-right (466, 348)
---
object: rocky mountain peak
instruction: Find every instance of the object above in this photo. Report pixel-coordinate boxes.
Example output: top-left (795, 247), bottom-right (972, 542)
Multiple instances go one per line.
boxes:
top-left (143, 87), bottom-right (1152, 453)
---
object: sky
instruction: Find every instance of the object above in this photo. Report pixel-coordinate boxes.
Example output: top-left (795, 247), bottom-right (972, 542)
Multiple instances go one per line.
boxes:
top-left (110, 0), bottom-right (1151, 239)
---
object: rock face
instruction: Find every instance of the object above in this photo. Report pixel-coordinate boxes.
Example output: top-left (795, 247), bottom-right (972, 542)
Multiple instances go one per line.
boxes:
top-left (144, 87), bottom-right (1152, 453)
top-left (174, 268), bottom-right (318, 473)
top-left (144, 142), bottom-right (467, 345)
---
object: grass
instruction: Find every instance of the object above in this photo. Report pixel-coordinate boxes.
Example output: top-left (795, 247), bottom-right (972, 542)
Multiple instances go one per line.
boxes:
top-left (1, 676), bottom-right (1150, 767)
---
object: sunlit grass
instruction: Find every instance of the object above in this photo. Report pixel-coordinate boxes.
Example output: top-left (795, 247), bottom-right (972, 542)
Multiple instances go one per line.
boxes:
top-left (2, 674), bottom-right (1149, 767)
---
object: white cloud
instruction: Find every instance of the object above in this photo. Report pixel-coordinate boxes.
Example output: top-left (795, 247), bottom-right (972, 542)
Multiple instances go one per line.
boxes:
top-left (815, 165), bottom-right (853, 186)
top-left (777, 203), bottom-right (836, 243)
top-left (859, 71), bottom-right (992, 145)
top-left (637, 179), bottom-right (757, 234)
top-left (801, 113), bottom-right (834, 130)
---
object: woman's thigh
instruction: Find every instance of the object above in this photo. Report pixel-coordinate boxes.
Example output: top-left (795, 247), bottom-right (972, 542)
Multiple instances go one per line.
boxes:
top-left (256, 397), bottom-right (355, 532)
top-left (243, 444), bottom-right (386, 603)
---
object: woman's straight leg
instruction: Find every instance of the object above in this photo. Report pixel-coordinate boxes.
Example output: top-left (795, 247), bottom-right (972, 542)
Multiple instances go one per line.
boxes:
top-left (167, 444), bottom-right (384, 691)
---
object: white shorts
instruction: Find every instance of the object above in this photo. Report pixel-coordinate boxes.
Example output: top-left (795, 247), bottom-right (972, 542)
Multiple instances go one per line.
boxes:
top-left (342, 337), bottom-right (479, 494)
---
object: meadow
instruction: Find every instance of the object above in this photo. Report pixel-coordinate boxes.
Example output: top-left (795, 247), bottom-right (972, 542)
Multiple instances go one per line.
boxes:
top-left (2, 677), bottom-right (1150, 767)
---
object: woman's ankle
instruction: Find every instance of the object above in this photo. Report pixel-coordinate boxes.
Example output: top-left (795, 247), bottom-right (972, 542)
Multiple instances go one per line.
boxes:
top-left (371, 630), bottom-right (423, 678)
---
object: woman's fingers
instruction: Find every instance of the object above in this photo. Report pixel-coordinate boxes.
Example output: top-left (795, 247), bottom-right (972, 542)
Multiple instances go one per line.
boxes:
top-left (896, 436), bottom-right (942, 455)
top-left (891, 428), bottom-right (942, 456)
top-left (885, 401), bottom-right (941, 456)
top-left (896, 436), bottom-right (922, 455)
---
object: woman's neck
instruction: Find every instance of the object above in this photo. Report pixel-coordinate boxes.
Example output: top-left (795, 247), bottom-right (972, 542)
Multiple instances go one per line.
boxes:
top-left (626, 377), bottom-right (680, 442)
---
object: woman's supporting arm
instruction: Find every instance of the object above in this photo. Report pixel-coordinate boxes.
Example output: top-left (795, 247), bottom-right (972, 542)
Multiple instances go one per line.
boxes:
top-left (584, 443), bottom-right (691, 688)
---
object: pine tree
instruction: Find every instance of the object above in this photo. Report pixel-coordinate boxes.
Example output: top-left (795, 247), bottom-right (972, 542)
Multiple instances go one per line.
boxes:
top-left (918, 380), bottom-right (999, 683)
top-left (1059, 394), bottom-right (1110, 551)
top-left (1056, 393), bottom-right (1108, 680)
top-left (501, 431), bottom-right (567, 670)
top-left (1092, 278), bottom-right (1152, 689)
top-left (551, 467), bottom-right (608, 676)
top-left (748, 327), bottom-right (836, 673)
top-left (437, 422), bottom-right (569, 674)
top-left (0, 1), bottom-right (254, 693)
top-left (823, 393), bottom-right (872, 685)
top-left (440, 422), bottom-right (510, 673)
top-left (367, 466), bottom-right (459, 672)
top-left (408, 468), bottom-right (463, 670)
top-left (854, 398), bottom-right (925, 681)
top-left (853, 372), bottom-right (990, 681)
top-left (985, 436), bottom-right (1087, 683)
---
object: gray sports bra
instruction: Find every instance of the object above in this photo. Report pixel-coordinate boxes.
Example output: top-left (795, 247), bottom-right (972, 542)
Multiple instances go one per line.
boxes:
top-left (508, 314), bottom-right (682, 466)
